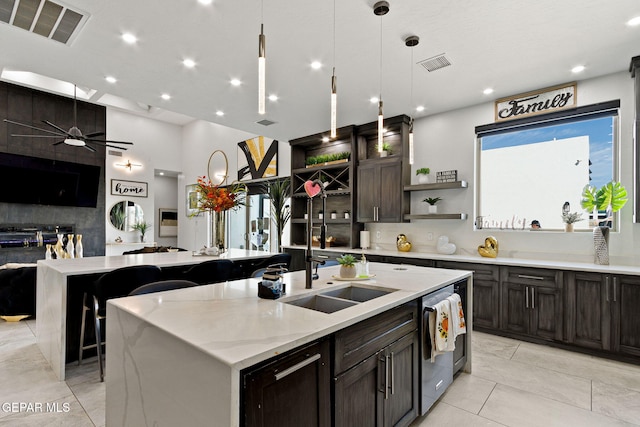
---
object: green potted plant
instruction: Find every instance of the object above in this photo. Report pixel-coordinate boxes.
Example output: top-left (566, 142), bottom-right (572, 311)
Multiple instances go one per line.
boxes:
top-left (264, 179), bottom-right (291, 251)
top-left (377, 142), bottom-right (392, 157)
top-left (416, 167), bottom-right (431, 184)
top-left (131, 221), bottom-right (150, 242)
top-left (561, 212), bottom-right (583, 232)
top-left (336, 254), bottom-right (357, 278)
top-left (423, 197), bottom-right (442, 214)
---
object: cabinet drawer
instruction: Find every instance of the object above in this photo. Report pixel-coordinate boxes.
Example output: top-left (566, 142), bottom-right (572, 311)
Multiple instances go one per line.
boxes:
top-left (501, 266), bottom-right (561, 287)
top-left (334, 302), bottom-right (418, 374)
top-left (436, 261), bottom-right (499, 282)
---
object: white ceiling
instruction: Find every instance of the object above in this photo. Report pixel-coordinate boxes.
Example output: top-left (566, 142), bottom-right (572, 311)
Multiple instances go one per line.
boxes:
top-left (1, 0), bottom-right (639, 141)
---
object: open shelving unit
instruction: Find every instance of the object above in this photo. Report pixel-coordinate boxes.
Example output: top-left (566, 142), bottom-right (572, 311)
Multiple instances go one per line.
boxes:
top-left (404, 180), bottom-right (468, 220)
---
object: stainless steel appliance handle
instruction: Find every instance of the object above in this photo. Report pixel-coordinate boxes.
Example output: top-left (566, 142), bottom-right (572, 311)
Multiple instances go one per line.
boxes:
top-left (525, 286), bottom-right (529, 308)
top-left (518, 274), bottom-right (545, 280)
top-left (274, 353), bottom-right (321, 381)
top-left (613, 277), bottom-right (618, 302)
top-left (606, 276), bottom-right (610, 302)
top-left (531, 287), bottom-right (535, 309)
top-left (390, 352), bottom-right (395, 395)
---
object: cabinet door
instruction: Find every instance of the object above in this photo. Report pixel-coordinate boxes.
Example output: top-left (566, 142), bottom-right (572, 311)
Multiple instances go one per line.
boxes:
top-left (357, 163), bottom-right (378, 222)
top-left (334, 351), bottom-right (383, 427)
top-left (377, 161), bottom-right (403, 222)
top-left (243, 340), bottom-right (331, 427)
top-left (501, 282), bottom-right (529, 335)
top-left (529, 284), bottom-right (563, 341)
top-left (565, 271), bottom-right (611, 350)
top-left (612, 274), bottom-right (640, 357)
top-left (473, 278), bottom-right (500, 330)
top-left (384, 332), bottom-right (419, 427)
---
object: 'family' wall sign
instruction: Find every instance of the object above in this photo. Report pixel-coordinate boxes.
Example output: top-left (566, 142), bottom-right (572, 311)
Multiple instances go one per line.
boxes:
top-left (494, 82), bottom-right (577, 122)
top-left (111, 179), bottom-right (148, 197)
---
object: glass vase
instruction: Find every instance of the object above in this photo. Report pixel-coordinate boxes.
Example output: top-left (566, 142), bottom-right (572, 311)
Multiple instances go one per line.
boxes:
top-left (210, 210), bottom-right (227, 253)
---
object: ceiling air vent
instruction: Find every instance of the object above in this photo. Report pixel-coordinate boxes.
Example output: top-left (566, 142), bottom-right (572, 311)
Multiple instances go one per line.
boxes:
top-left (0, 0), bottom-right (88, 45)
top-left (418, 54), bottom-right (451, 72)
top-left (256, 119), bottom-right (276, 126)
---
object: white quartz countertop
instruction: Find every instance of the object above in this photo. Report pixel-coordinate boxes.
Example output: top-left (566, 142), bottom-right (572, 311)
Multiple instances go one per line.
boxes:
top-left (107, 262), bottom-right (471, 371)
top-left (36, 248), bottom-right (276, 276)
top-left (284, 245), bottom-right (640, 276)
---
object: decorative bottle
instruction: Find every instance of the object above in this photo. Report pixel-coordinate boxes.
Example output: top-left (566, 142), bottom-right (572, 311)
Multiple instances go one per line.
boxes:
top-left (45, 244), bottom-right (52, 260)
top-left (55, 234), bottom-right (64, 259)
top-left (75, 234), bottom-right (83, 258)
top-left (66, 234), bottom-right (75, 259)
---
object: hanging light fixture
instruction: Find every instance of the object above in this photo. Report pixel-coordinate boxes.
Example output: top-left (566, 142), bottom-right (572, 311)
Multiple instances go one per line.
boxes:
top-left (405, 35), bottom-right (419, 165)
top-left (330, 0), bottom-right (337, 138)
top-left (258, 1), bottom-right (266, 115)
top-left (373, 1), bottom-right (389, 152)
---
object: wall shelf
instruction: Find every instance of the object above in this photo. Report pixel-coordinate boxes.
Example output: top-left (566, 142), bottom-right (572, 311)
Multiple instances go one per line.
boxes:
top-left (404, 213), bottom-right (468, 220)
top-left (404, 181), bottom-right (468, 191)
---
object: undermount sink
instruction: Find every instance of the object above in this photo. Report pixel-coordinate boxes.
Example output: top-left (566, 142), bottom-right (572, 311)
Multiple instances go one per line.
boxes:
top-left (282, 284), bottom-right (397, 314)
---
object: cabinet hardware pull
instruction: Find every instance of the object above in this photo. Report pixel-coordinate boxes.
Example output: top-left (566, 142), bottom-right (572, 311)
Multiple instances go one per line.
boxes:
top-left (531, 287), bottom-right (535, 309)
top-left (525, 286), bottom-right (529, 309)
top-left (390, 352), bottom-right (395, 395)
top-left (613, 277), bottom-right (618, 302)
top-left (517, 274), bottom-right (544, 280)
top-left (605, 276), bottom-right (610, 302)
top-left (384, 354), bottom-right (390, 400)
top-left (274, 353), bottom-right (321, 381)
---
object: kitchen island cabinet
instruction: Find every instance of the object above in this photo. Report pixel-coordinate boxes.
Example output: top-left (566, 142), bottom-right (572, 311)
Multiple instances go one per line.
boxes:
top-left (105, 263), bottom-right (472, 427)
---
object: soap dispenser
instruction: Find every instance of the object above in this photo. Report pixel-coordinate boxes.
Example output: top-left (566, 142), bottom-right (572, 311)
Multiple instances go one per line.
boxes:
top-left (357, 253), bottom-right (370, 278)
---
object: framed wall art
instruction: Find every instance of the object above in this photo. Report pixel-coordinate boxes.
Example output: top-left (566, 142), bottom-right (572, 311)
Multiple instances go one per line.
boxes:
top-left (111, 179), bottom-right (148, 197)
top-left (237, 136), bottom-right (278, 181)
top-left (185, 184), bottom-right (202, 217)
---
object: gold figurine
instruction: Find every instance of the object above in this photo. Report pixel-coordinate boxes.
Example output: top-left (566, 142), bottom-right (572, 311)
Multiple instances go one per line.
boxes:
top-left (478, 236), bottom-right (498, 258)
top-left (396, 234), bottom-right (412, 252)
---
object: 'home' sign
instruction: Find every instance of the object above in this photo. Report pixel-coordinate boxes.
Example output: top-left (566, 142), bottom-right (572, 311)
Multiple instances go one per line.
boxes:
top-left (494, 82), bottom-right (577, 122)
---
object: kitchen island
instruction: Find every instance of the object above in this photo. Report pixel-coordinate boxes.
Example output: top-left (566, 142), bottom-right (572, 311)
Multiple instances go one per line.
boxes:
top-left (105, 262), bottom-right (472, 427)
top-left (36, 248), bottom-right (278, 380)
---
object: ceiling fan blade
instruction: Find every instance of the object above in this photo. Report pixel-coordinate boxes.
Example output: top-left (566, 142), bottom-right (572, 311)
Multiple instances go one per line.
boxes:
top-left (106, 144), bottom-right (128, 151)
top-left (84, 131), bottom-right (105, 138)
top-left (83, 144), bottom-right (97, 153)
top-left (11, 133), bottom-right (66, 138)
top-left (43, 120), bottom-right (71, 135)
top-left (53, 140), bottom-right (65, 146)
top-left (86, 138), bottom-right (134, 145)
top-left (3, 119), bottom-right (65, 136)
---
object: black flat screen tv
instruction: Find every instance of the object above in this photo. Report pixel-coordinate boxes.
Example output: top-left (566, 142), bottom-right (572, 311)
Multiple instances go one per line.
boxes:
top-left (0, 153), bottom-right (101, 208)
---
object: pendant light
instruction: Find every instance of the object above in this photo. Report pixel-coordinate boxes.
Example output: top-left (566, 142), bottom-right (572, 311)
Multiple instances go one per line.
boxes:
top-left (258, 1), bottom-right (266, 115)
top-left (373, 1), bottom-right (389, 152)
top-left (330, 0), bottom-right (337, 139)
top-left (405, 35), bottom-right (419, 165)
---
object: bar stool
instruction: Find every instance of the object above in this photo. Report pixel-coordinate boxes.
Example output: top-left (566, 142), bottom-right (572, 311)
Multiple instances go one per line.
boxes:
top-left (183, 259), bottom-right (233, 285)
top-left (79, 264), bottom-right (163, 381)
top-left (129, 279), bottom-right (200, 296)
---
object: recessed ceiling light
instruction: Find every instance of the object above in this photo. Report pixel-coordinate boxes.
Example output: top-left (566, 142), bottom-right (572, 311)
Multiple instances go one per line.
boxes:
top-left (416, 105), bottom-right (425, 112)
top-left (183, 59), bottom-right (196, 68)
top-left (571, 65), bottom-right (585, 73)
top-left (370, 97), bottom-right (379, 103)
top-left (198, 0), bottom-right (213, 5)
top-left (483, 88), bottom-right (494, 95)
top-left (268, 94), bottom-right (278, 101)
top-left (322, 136), bottom-right (330, 142)
top-left (122, 33), bottom-right (137, 44)
top-left (230, 78), bottom-right (241, 86)
top-left (105, 76), bottom-right (117, 83)
top-left (216, 110), bottom-right (224, 116)
top-left (159, 172), bottom-right (164, 176)
top-left (627, 16), bottom-right (640, 26)
top-left (161, 93), bottom-right (171, 100)
top-left (311, 61), bottom-right (322, 70)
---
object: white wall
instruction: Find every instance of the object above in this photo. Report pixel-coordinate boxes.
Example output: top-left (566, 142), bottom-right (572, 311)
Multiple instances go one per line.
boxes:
top-left (154, 175), bottom-right (178, 247)
top-left (105, 109), bottom-right (182, 245)
top-left (368, 71), bottom-right (640, 265)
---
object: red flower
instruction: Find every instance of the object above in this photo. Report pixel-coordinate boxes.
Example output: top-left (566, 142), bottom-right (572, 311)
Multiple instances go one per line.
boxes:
top-left (194, 176), bottom-right (246, 214)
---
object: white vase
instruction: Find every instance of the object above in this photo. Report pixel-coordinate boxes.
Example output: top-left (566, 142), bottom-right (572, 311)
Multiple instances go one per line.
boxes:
top-left (380, 150), bottom-right (388, 158)
top-left (66, 234), bottom-right (75, 258)
top-left (593, 226), bottom-right (609, 265)
top-left (75, 234), bottom-right (83, 258)
top-left (428, 205), bottom-right (438, 214)
top-left (418, 174), bottom-right (430, 184)
top-left (340, 265), bottom-right (356, 278)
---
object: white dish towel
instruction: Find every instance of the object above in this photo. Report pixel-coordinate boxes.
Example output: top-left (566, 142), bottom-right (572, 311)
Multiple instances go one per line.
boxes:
top-left (429, 299), bottom-right (455, 362)
top-left (446, 293), bottom-right (467, 340)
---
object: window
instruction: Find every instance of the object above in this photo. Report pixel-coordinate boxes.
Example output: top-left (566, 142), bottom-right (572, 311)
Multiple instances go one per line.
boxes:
top-left (476, 101), bottom-right (619, 231)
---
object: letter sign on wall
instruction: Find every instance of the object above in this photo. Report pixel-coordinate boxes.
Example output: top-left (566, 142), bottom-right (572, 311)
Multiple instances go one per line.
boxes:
top-left (494, 82), bottom-right (577, 122)
top-left (111, 179), bottom-right (148, 198)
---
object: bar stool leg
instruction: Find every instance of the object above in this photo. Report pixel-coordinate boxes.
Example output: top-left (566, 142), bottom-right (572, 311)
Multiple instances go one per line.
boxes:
top-left (92, 295), bottom-right (105, 382)
top-left (78, 293), bottom-right (88, 365)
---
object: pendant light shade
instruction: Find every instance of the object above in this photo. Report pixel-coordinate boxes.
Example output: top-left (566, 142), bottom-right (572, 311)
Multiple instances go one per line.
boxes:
top-left (331, 69), bottom-right (337, 138)
top-left (258, 23), bottom-right (266, 115)
top-left (405, 35), bottom-right (419, 165)
top-left (373, 1), bottom-right (389, 153)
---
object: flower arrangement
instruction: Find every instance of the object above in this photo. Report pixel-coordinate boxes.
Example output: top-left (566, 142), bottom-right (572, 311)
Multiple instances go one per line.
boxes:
top-left (195, 175), bottom-right (247, 214)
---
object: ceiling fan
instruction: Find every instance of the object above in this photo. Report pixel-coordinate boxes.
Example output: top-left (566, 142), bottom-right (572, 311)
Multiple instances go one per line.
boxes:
top-left (3, 85), bottom-right (134, 153)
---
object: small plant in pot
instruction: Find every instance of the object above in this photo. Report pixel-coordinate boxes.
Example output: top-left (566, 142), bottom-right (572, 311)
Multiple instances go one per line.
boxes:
top-left (416, 167), bottom-right (431, 184)
top-left (377, 142), bottom-right (392, 157)
top-left (336, 254), bottom-right (357, 278)
top-left (423, 197), bottom-right (442, 214)
top-left (561, 212), bottom-right (583, 232)
top-left (131, 221), bottom-right (150, 242)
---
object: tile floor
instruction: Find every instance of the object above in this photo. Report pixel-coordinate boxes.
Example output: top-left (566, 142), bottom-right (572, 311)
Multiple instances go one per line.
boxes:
top-left (1, 318), bottom-right (639, 426)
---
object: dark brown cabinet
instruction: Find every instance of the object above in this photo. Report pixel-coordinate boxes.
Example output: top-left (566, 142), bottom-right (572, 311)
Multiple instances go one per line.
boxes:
top-left (436, 261), bottom-right (500, 331)
top-left (500, 267), bottom-right (563, 341)
top-left (242, 339), bottom-right (331, 427)
top-left (357, 158), bottom-right (406, 223)
top-left (565, 271), bottom-right (611, 351)
top-left (334, 302), bottom-right (419, 427)
top-left (612, 274), bottom-right (640, 357)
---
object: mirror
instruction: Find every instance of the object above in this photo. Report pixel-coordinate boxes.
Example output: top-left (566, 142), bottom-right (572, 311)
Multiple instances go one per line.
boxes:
top-left (109, 201), bottom-right (144, 231)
